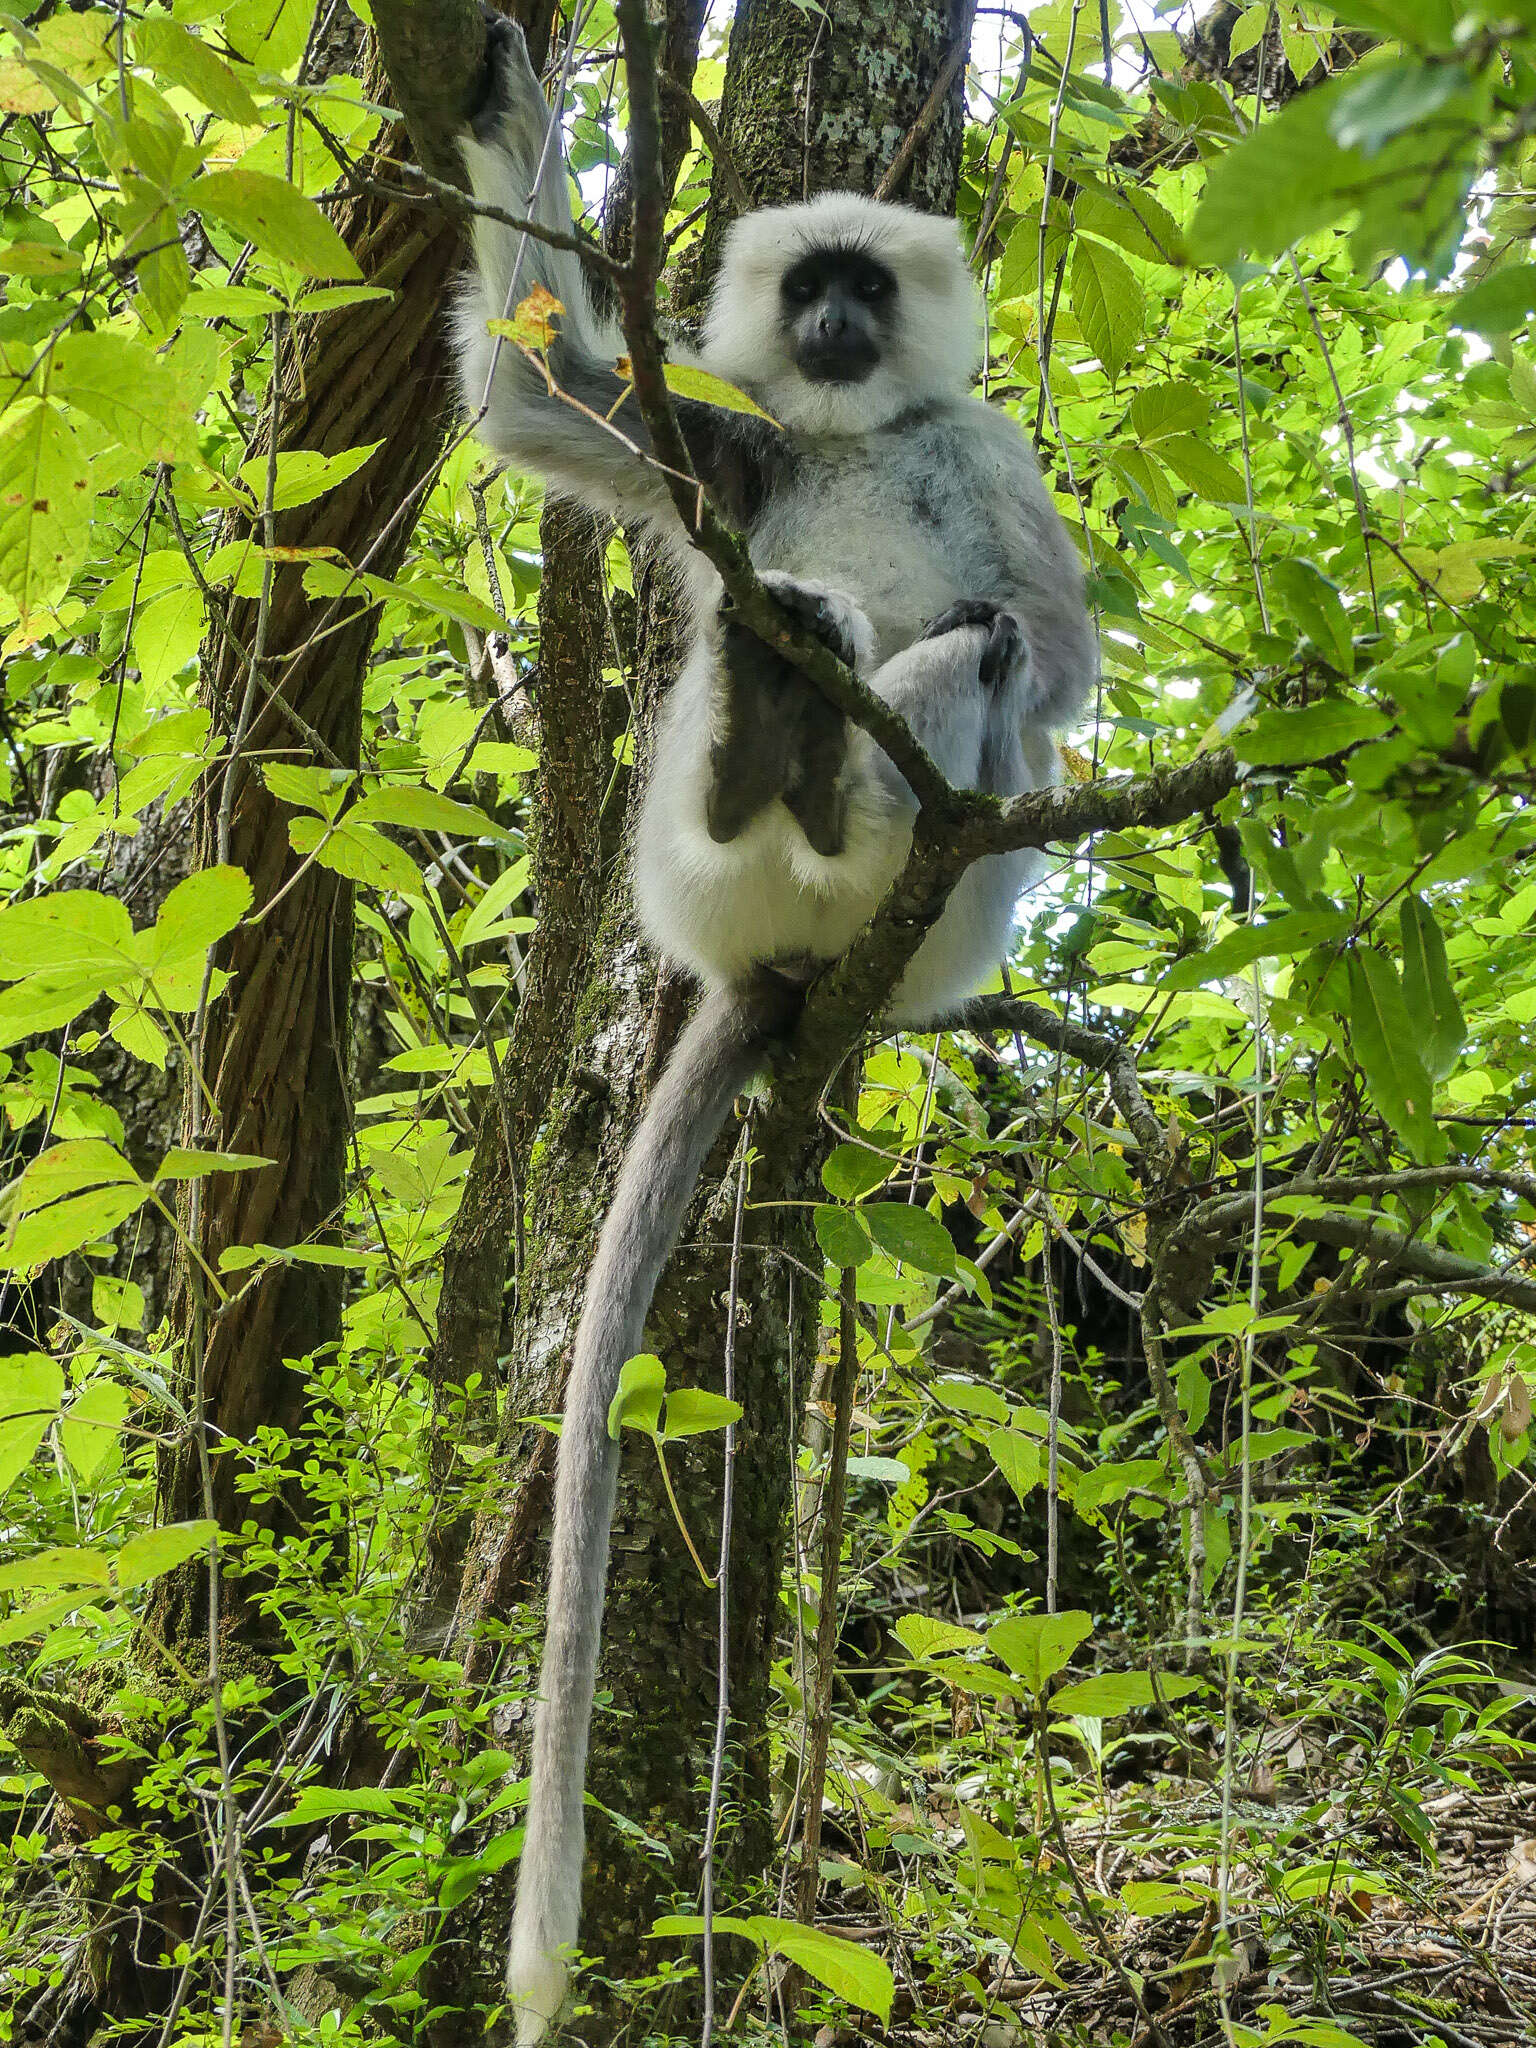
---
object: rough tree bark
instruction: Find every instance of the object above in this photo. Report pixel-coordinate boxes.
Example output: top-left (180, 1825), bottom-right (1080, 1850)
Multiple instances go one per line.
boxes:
top-left (153, 10), bottom-right (555, 1627)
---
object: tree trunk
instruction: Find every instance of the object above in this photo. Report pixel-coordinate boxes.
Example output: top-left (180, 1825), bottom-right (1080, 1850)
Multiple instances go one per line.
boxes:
top-left (153, 97), bottom-right (466, 1635)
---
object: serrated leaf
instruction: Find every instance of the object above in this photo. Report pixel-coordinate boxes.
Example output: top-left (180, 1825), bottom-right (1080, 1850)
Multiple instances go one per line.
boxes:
top-left (814, 1203), bottom-right (873, 1269)
top-left (1155, 434), bottom-right (1245, 504)
top-left (1070, 237), bottom-right (1142, 381)
top-left (657, 360), bottom-right (779, 423)
top-left (660, 1388), bottom-right (742, 1439)
top-left (1052, 1671), bottom-right (1161, 1717)
top-left (0, 1183), bottom-right (150, 1269)
top-left (459, 859), bottom-right (532, 949)
top-left (1161, 910), bottom-right (1351, 992)
top-left (140, 866), bottom-right (254, 974)
top-left (989, 1609), bottom-right (1094, 1694)
top-left (1399, 895), bottom-right (1466, 1080)
top-left (15, 1140), bottom-right (142, 1207)
top-left (0, 399), bottom-right (94, 623)
top-left (54, 332), bottom-right (203, 469)
top-left (1122, 1880), bottom-right (1206, 1915)
top-left (1128, 382), bottom-right (1209, 443)
top-left (115, 1520), bottom-right (218, 1591)
top-left (608, 1354), bottom-right (666, 1439)
top-left (0, 890), bottom-right (133, 982)
top-left (289, 815), bottom-right (423, 899)
top-left (753, 1919), bottom-right (893, 2023)
top-left (1458, 264), bottom-right (1536, 335)
top-left (821, 1140), bottom-right (893, 1201)
top-left (0, 1588), bottom-right (105, 1646)
top-left (1345, 947), bottom-right (1441, 1164)
top-left (195, 169), bottom-right (362, 281)
top-left (1268, 557), bottom-right (1354, 672)
top-left (134, 17), bottom-right (260, 126)
top-left (892, 1613), bottom-right (985, 1659)
top-left (862, 1203), bottom-right (956, 1276)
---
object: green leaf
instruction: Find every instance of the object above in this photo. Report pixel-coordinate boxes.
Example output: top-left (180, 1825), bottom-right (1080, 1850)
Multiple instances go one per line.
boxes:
top-left (0, 398), bottom-right (94, 624)
top-left (54, 331), bottom-right (203, 469)
top-left (194, 169), bottom-right (363, 281)
top-left (1161, 911), bottom-right (1351, 992)
top-left (0, 1588), bottom-right (106, 1646)
top-left (987, 1425), bottom-right (1041, 1504)
top-left (814, 1203), bottom-right (873, 1268)
top-left (1121, 1879), bottom-right (1207, 1916)
top-left (458, 859), bottom-right (532, 949)
top-left (1399, 895), bottom-right (1466, 1081)
top-left (14, 1139), bottom-right (141, 1207)
top-left (1239, 701), bottom-right (1388, 766)
top-left (289, 815), bottom-right (423, 899)
top-left (1345, 947), bottom-right (1442, 1164)
top-left (608, 1354), bottom-right (666, 1439)
top-left (0, 1355), bottom-right (63, 1493)
top-left (140, 866), bottom-right (253, 972)
top-left (989, 1610), bottom-right (1094, 1695)
top-left (1052, 1671), bottom-right (1159, 1718)
top-left (659, 361), bottom-right (779, 423)
top-left (821, 1140), bottom-right (893, 1200)
top-left (134, 17), bottom-right (260, 125)
top-left (660, 1388), bottom-right (742, 1438)
top-left (58, 1380), bottom-right (131, 1481)
top-left (1267, 558), bottom-right (1355, 673)
top-left (236, 442), bottom-right (381, 512)
top-left (1155, 434), bottom-right (1245, 504)
top-left (1070, 237), bottom-right (1142, 381)
top-left (115, 1519), bottom-right (218, 1591)
top-left (0, 890), bottom-right (133, 981)
top-left (1455, 264), bottom-right (1536, 336)
top-left (892, 1613), bottom-right (985, 1659)
top-left (1127, 381), bottom-right (1208, 443)
top-left (1189, 83), bottom-right (1363, 262)
top-left (1329, 58), bottom-right (1468, 156)
top-left (862, 1203), bottom-right (956, 1276)
top-left (750, 1918), bottom-right (893, 2024)
top-left (1, 1184), bottom-right (150, 1268)
top-left (280, 1784), bottom-right (413, 1826)
top-left (0, 1545), bottom-right (111, 1594)
top-left (351, 786), bottom-right (494, 837)
top-left (153, 1148), bottom-right (272, 1183)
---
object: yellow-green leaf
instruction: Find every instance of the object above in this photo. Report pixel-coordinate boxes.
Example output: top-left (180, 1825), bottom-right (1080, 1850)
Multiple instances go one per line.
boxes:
top-left (195, 169), bottom-right (362, 281)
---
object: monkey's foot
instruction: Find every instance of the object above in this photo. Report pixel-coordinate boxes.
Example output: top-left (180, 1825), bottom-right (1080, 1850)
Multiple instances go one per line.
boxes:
top-left (922, 598), bottom-right (1023, 688)
top-left (712, 578), bottom-right (866, 856)
top-left (467, 7), bottom-right (537, 142)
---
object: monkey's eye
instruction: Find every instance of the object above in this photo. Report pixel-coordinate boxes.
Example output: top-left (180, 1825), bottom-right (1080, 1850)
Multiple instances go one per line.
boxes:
top-left (784, 277), bottom-right (818, 306)
top-left (857, 275), bottom-right (892, 304)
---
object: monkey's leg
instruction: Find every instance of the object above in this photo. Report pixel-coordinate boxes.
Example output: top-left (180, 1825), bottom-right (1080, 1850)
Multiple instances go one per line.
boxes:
top-left (708, 578), bottom-right (871, 852)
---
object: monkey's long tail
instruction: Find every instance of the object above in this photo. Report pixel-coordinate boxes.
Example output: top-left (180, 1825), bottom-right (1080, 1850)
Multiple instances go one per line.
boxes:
top-left (507, 984), bottom-right (783, 2044)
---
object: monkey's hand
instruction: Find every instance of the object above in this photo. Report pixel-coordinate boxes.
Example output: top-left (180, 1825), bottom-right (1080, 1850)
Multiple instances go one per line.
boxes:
top-left (922, 599), bottom-right (1023, 690)
top-left (710, 578), bottom-right (872, 857)
top-left (466, 5), bottom-right (541, 144)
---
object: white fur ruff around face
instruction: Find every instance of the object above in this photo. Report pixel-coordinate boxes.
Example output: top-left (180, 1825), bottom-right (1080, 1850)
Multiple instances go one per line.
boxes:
top-left (700, 192), bottom-right (984, 435)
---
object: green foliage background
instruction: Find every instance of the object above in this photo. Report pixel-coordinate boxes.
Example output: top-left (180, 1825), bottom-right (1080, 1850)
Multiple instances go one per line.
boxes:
top-left (0, 2), bottom-right (1535, 2043)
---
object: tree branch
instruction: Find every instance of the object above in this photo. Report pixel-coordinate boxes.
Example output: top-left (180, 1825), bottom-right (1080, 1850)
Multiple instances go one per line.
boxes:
top-left (963, 994), bottom-right (1173, 1173)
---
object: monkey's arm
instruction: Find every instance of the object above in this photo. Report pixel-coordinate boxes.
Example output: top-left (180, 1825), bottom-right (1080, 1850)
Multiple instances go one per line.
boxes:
top-left (969, 406), bottom-right (1100, 728)
top-left (459, 17), bottom-right (782, 527)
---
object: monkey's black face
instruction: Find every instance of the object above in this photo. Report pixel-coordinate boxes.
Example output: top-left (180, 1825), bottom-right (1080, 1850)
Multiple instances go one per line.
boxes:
top-left (780, 246), bottom-right (897, 385)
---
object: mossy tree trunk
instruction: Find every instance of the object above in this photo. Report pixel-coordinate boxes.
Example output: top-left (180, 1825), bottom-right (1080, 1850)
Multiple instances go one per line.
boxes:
top-left (428, 1), bottom-right (977, 2033)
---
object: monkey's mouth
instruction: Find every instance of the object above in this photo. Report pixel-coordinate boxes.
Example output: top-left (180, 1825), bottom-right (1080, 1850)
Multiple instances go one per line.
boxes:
top-left (796, 343), bottom-right (879, 385)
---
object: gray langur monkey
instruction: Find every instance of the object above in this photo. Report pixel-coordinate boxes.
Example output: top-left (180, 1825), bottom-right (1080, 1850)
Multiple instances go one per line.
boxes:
top-left (457, 18), bottom-right (1099, 2041)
